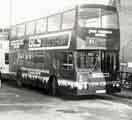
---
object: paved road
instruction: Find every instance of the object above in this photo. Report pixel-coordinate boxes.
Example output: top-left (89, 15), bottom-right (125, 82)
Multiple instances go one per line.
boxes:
top-left (0, 83), bottom-right (132, 120)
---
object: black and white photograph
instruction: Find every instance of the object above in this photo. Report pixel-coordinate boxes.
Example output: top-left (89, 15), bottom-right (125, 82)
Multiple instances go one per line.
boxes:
top-left (0, 0), bottom-right (132, 119)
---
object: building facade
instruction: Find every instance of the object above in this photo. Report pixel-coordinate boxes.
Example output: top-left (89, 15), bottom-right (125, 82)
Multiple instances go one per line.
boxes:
top-left (118, 0), bottom-right (132, 72)
top-left (0, 28), bottom-right (9, 74)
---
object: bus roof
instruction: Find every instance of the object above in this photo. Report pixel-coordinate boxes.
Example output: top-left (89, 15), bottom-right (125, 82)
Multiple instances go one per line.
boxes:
top-left (11, 3), bottom-right (117, 28)
top-left (79, 4), bottom-right (117, 11)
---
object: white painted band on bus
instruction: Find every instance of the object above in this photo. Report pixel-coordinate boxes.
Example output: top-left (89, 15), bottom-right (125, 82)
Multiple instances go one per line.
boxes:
top-left (21, 67), bottom-right (50, 74)
top-left (22, 73), bottom-right (49, 83)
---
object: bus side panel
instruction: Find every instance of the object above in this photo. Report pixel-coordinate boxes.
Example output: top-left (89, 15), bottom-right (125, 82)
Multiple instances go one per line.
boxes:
top-left (53, 51), bottom-right (77, 96)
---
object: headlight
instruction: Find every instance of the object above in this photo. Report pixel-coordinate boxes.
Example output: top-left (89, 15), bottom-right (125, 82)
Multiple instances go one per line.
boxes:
top-left (79, 75), bottom-right (83, 82)
top-left (84, 83), bottom-right (87, 89)
top-left (78, 84), bottom-right (83, 90)
top-left (116, 83), bottom-right (120, 87)
top-left (113, 84), bottom-right (116, 87)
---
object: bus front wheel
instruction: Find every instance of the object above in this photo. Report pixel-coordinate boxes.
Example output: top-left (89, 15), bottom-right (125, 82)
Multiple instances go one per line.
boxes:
top-left (16, 79), bottom-right (23, 88)
top-left (16, 70), bottom-right (23, 88)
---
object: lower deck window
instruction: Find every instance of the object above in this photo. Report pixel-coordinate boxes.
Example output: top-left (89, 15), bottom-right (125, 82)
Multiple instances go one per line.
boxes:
top-left (5, 53), bottom-right (9, 64)
top-left (62, 52), bottom-right (73, 70)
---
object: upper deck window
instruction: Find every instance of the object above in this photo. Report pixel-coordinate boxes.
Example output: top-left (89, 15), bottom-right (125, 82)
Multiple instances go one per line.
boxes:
top-left (3, 29), bottom-right (9, 32)
top-left (26, 22), bottom-right (35, 35)
top-left (36, 18), bottom-right (46, 34)
top-left (62, 10), bottom-right (75, 29)
top-left (101, 9), bottom-right (118, 29)
top-left (17, 24), bottom-right (25, 37)
top-left (48, 14), bottom-right (61, 32)
top-left (78, 8), bottom-right (100, 28)
top-left (78, 7), bottom-right (119, 29)
top-left (11, 27), bottom-right (17, 38)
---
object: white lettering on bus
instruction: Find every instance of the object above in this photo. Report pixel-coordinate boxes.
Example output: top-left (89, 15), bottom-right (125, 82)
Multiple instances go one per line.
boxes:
top-left (21, 67), bottom-right (50, 74)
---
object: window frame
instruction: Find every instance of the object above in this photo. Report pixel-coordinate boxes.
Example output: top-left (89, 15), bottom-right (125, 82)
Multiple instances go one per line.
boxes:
top-left (26, 21), bottom-right (36, 36)
top-left (11, 27), bottom-right (17, 39)
top-left (17, 24), bottom-right (25, 37)
top-left (36, 18), bottom-right (47, 34)
top-left (5, 53), bottom-right (9, 65)
top-left (77, 7), bottom-right (119, 29)
top-left (47, 14), bottom-right (61, 32)
top-left (61, 52), bottom-right (74, 71)
top-left (62, 9), bottom-right (76, 30)
top-left (76, 51), bottom-right (101, 69)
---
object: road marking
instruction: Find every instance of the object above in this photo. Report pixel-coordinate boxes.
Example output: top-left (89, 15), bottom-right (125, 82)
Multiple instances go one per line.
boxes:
top-left (0, 93), bottom-right (16, 95)
top-left (0, 92), bottom-right (20, 97)
top-left (0, 104), bottom-right (54, 106)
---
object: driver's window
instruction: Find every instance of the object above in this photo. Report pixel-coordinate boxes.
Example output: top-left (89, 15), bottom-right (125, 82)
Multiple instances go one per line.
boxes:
top-left (77, 51), bottom-right (100, 69)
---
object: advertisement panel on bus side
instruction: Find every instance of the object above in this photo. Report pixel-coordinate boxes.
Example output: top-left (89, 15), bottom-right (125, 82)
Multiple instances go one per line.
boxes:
top-left (28, 31), bottom-right (72, 51)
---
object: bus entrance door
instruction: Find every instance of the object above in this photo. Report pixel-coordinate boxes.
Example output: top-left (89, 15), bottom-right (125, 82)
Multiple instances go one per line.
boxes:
top-left (101, 51), bottom-right (120, 92)
top-left (101, 51), bottom-right (118, 73)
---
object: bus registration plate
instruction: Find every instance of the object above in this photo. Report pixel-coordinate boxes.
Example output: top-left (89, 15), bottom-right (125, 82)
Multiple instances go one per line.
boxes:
top-left (96, 90), bottom-right (106, 94)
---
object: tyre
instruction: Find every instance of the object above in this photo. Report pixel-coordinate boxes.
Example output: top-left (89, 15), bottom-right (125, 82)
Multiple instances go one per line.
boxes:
top-left (48, 76), bottom-right (58, 96)
top-left (16, 70), bottom-right (23, 88)
top-left (16, 78), bottom-right (23, 88)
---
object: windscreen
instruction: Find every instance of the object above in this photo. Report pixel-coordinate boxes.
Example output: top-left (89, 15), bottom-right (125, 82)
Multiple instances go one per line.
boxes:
top-left (77, 51), bottom-right (100, 70)
top-left (78, 7), bottom-right (119, 29)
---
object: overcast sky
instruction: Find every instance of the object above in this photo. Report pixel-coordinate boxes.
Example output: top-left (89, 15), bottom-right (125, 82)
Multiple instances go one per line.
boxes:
top-left (0, 0), bottom-right (111, 28)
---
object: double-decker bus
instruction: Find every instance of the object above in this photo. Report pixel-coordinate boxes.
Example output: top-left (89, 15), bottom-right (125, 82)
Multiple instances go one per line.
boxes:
top-left (9, 3), bottom-right (121, 96)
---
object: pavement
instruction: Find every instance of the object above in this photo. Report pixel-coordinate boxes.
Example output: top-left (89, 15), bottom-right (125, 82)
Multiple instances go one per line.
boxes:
top-left (0, 82), bottom-right (132, 120)
top-left (117, 88), bottom-right (132, 99)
